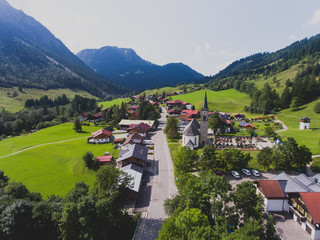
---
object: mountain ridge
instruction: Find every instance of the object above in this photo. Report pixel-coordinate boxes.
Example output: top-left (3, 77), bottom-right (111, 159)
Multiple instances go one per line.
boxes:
top-left (0, 0), bottom-right (128, 96)
top-left (77, 46), bottom-right (204, 90)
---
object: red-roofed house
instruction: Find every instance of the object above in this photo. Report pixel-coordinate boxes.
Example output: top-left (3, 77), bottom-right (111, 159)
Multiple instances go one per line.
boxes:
top-left (254, 180), bottom-right (289, 212)
top-left (95, 155), bottom-right (114, 165)
top-left (88, 129), bottom-right (113, 144)
top-left (166, 100), bottom-right (188, 109)
top-left (179, 110), bottom-right (199, 120)
top-left (290, 192), bottom-right (320, 239)
top-left (167, 108), bottom-right (181, 116)
top-left (129, 105), bottom-right (139, 111)
top-left (127, 122), bottom-right (151, 137)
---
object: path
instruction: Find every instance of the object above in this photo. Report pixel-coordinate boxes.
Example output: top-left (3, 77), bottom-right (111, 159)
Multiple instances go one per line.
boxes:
top-left (0, 136), bottom-right (88, 159)
top-left (134, 107), bottom-right (177, 240)
top-left (275, 119), bottom-right (288, 133)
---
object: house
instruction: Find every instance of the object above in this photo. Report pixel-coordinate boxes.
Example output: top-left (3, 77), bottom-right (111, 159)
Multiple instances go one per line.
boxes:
top-left (290, 193), bottom-right (320, 240)
top-left (179, 110), bottom-right (199, 120)
top-left (78, 113), bottom-right (88, 121)
top-left (166, 100), bottom-right (188, 109)
top-left (88, 129), bottom-right (113, 144)
top-left (182, 119), bottom-right (200, 149)
top-left (127, 122), bottom-right (151, 137)
top-left (234, 113), bottom-right (245, 121)
top-left (120, 163), bottom-right (144, 200)
top-left (238, 122), bottom-right (255, 129)
top-left (254, 180), bottom-right (289, 212)
top-left (123, 133), bottom-right (144, 146)
top-left (167, 108), bottom-right (181, 116)
top-left (118, 119), bottom-right (155, 130)
top-left (300, 117), bottom-right (310, 130)
top-left (95, 155), bottom-right (114, 165)
top-left (129, 105), bottom-right (139, 112)
top-left (117, 144), bottom-right (148, 167)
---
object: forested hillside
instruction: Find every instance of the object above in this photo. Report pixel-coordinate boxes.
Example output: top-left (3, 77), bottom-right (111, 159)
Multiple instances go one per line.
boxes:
top-left (0, 0), bottom-right (128, 96)
top-left (204, 34), bottom-right (320, 114)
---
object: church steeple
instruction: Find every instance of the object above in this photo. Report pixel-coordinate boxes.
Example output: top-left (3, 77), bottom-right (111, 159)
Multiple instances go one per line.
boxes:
top-left (202, 91), bottom-right (208, 111)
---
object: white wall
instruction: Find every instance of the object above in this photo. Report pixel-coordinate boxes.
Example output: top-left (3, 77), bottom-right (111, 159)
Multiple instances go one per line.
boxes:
top-left (300, 122), bottom-right (310, 130)
top-left (266, 199), bottom-right (285, 212)
top-left (182, 135), bottom-right (199, 148)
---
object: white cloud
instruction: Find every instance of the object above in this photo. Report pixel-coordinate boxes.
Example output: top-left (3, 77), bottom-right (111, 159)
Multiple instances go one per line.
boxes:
top-left (204, 42), bottom-right (211, 51)
top-left (307, 8), bottom-right (320, 25)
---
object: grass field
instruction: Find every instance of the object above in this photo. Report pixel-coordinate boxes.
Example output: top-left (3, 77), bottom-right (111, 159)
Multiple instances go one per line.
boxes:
top-left (141, 86), bottom-right (181, 96)
top-left (0, 87), bottom-right (98, 113)
top-left (0, 123), bottom-right (118, 197)
top-left (277, 98), bottom-right (320, 154)
top-left (171, 89), bottom-right (260, 117)
top-left (98, 98), bottom-right (130, 108)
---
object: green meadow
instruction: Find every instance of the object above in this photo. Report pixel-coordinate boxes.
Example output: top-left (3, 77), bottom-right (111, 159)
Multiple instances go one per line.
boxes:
top-left (0, 87), bottom-right (97, 113)
top-left (0, 123), bottom-right (118, 197)
top-left (98, 98), bottom-right (130, 108)
top-left (171, 89), bottom-right (259, 117)
top-left (277, 98), bottom-right (320, 154)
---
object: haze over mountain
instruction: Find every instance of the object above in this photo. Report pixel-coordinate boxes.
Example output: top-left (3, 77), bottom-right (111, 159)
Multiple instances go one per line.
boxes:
top-left (77, 46), bottom-right (204, 90)
top-left (0, 0), bottom-right (127, 96)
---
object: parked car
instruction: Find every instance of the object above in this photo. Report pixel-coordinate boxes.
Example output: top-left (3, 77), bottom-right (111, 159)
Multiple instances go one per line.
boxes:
top-left (242, 168), bottom-right (252, 176)
top-left (252, 169), bottom-right (260, 177)
top-left (146, 160), bottom-right (152, 167)
top-left (231, 171), bottom-right (240, 179)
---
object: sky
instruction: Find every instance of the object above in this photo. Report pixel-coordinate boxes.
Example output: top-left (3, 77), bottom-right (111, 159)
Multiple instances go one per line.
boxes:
top-left (7, 0), bottom-right (320, 76)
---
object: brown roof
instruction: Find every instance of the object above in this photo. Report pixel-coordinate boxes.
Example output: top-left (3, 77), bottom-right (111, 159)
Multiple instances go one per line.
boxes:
top-left (257, 180), bottom-right (286, 199)
top-left (300, 192), bottom-right (320, 224)
top-left (92, 129), bottom-right (113, 138)
top-left (123, 133), bottom-right (144, 146)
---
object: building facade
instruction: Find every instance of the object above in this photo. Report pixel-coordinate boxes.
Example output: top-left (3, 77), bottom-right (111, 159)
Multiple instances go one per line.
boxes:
top-left (199, 92), bottom-right (209, 147)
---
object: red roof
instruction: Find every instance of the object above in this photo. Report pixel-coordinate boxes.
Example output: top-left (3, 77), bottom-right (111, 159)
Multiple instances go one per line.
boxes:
top-left (182, 110), bottom-right (199, 115)
top-left (91, 112), bottom-right (102, 118)
top-left (80, 113), bottom-right (88, 117)
top-left (168, 109), bottom-right (181, 114)
top-left (96, 155), bottom-right (113, 162)
top-left (249, 123), bottom-right (255, 128)
top-left (92, 129), bottom-right (112, 138)
top-left (257, 180), bottom-right (286, 199)
top-left (300, 192), bottom-right (320, 224)
top-left (166, 100), bottom-right (184, 104)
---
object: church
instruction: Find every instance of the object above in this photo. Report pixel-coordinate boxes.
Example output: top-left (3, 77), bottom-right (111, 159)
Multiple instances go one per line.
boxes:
top-left (182, 92), bottom-right (209, 148)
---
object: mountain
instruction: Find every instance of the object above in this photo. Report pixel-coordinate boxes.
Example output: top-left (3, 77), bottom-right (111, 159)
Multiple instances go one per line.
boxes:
top-left (0, 0), bottom-right (127, 96)
top-left (77, 46), bottom-right (204, 90)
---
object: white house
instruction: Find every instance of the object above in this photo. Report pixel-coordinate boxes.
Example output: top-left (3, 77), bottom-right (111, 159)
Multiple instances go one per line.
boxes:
top-left (182, 119), bottom-right (200, 149)
top-left (300, 117), bottom-right (310, 130)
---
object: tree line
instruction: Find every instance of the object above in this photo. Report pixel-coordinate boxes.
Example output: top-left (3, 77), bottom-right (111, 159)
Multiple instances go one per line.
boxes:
top-left (25, 94), bottom-right (70, 108)
top-left (0, 166), bottom-right (137, 240)
top-left (158, 146), bottom-right (279, 240)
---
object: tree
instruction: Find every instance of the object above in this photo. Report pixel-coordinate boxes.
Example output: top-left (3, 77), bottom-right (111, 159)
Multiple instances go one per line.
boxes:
top-left (73, 117), bottom-right (82, 132)
top-left (158, 208), bottom-right (214, 240)
top-left (290, 96), bottom-right (300, 111)
top-left (233, 181), bottom-right (261, 221)
top-left (4, 181), bottom-right (30, 199)
top-left (82, 151), bottom-right (96, 168)
top-left (198, 145), bottom-right (226, 172)
top-left (226, 219), bottom-right (264, 240)
top-left (257, 147), bottom-right (273, 169)
top-left (59, 202), bottom-right (80, 240)
top-left (0, 170), bottom-right (10, 188)
top-left (174, 147), bottom-right (198, 173)
top-left (218, 148), bottom-right (251, 170)
top-left (65, 181), bottom-right (90, 203)
top-left (208, 113), bottom-right (224, 134)
top-left (247, 127), bottom-right (255, 139)
top-left (164, 116), bottom-right (179, 139)
top-left (280, 87), bottom-right (292, 109)
top-left (1, 200), bottom-right (34, 240)
top-left (314, 102), bottom-right (320, 114)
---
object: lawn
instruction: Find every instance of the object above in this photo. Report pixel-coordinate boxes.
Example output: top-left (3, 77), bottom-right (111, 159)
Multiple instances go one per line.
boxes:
top-left (0, 123), bottom-right (118, 197)
top-left (277, 98), bottom-right (320, 154)
top-left (171, 89), bottom-right (259, 117)
top-left (0, 87), bottom-right (97, 113)
top-left (141, 86), bottom-right (181, 96)
top-left (98, 98), bottom-right (130, 108)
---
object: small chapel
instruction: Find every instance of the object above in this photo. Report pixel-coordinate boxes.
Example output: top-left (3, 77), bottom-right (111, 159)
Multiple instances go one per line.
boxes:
top-left (182, 92), bottom-right (209, 148)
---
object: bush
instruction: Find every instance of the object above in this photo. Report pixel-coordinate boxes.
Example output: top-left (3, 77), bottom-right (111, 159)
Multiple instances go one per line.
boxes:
top-left (314, 102), bottom-right (320, 114)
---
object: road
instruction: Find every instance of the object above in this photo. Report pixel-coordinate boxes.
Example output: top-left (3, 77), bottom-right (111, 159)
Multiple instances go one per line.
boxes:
top-left (135, 107), bottom-right (177, 240)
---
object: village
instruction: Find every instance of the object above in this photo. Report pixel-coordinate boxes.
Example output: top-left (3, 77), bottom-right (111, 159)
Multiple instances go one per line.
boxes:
top-left (75, 91), bottom-right (319, 240)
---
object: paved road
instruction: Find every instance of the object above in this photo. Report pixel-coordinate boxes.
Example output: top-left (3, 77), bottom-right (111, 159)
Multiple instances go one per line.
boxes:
top-left (135, 107), bottom-right (177, 240)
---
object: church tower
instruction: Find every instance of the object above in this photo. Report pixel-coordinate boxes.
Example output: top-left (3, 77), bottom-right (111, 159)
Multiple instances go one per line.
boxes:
top-left (199, 92), bottom-right (209, 147)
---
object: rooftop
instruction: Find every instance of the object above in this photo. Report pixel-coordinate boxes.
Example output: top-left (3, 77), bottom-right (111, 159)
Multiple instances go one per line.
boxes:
top-left (182, 119), bottom-right (200, 136)
top-left (300, 192), bottom-right (320, 224)
top-left (256, 180), bottom-right (286, 199)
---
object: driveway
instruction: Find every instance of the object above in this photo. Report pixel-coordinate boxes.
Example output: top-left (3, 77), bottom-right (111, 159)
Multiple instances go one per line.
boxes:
top-left (271, 212), bottom-right (311, 240)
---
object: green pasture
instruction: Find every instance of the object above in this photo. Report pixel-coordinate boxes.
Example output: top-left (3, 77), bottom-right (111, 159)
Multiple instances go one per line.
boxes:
top-left (0, 87), bottom-right (97, 113)
top-left (277, 98), bottom-right (320, 154)
top-left (98, 98), bottom-right (130, 108)
top-left (141, 86), bottom-right (181, 96)
top-left (170, 89), bottom-right (260, 117)
top-left (0, 123), bottom-right (118, 197)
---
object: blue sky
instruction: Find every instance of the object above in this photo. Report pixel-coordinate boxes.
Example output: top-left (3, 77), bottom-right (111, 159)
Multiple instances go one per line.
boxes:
top-left (7, 0), bottom-right (320, 76)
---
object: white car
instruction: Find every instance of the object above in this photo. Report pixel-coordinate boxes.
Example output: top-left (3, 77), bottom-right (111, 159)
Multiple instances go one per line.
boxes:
top-left (252, 169), bottom-right (260, 177)
top-left (242, 168), bottom-right (252, 176)
top-left (231, 171), bottom-right (240, 179)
